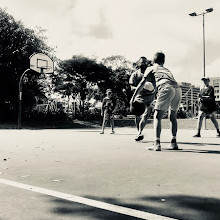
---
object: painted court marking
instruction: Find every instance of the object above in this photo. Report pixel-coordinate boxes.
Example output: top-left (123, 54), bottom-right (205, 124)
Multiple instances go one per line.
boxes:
top-left (0, 178), bottom-right (178, 220)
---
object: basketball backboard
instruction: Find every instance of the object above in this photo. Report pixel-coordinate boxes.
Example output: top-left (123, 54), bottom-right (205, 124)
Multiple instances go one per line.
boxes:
top-left (30, 53), bottom-right (54, 74)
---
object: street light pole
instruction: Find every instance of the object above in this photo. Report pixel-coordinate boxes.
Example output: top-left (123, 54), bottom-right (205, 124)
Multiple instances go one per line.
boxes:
top-left (18, 69), bottom-right (31, 129)
top-left (189, 8), bottom-right (213, 78)
top-left (202, 13), bottom-right (205, 78)
top-left (189, 8), bottom-right (213, 129)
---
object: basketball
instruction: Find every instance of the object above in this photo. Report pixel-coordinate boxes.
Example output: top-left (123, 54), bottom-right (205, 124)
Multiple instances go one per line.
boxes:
top-left (143, 82), bottom-right (154, 91)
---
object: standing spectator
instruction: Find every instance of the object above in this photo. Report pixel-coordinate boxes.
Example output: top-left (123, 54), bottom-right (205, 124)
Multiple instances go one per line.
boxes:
top-left (130, 51), bottom-right (182, 151)
top-left (100, 89), bottom-right (116, 134)
top-left (129, 56), bottom-right (156, 141)
top-left (193, 77), bottom-right (220, 137)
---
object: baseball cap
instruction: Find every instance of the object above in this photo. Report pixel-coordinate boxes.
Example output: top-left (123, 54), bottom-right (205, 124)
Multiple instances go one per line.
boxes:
top-left (201, 77), bottom-right (210, 81)
top-left (106, 89), bottom-right (112, 93)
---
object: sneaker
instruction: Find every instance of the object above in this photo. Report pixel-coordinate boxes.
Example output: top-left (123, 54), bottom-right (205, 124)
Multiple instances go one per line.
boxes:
top-left (217, 132), bottom-right (220, 137)
top-left (100, 131), bottom-right (104, 134)
top-left (193, 133), bottom-right (201, 137)
top-left (170, 139), bottom-right (178, 150)
top-left (135, 134), bottom-right (144, 141)
top-left (147, 141), bottom-right (161, 151)
top-left (110, 131), bottom-right (115, 134)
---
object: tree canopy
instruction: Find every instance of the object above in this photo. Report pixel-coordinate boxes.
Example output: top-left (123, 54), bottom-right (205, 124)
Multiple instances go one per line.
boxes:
top-left (54, 55), bottom-right (111, 100)
top-left (0, 8), bottom-right (53, 120)
top-left (0, 7), bottom-right (136, 121)
top-left (54, 55), bottom-right (134, 116)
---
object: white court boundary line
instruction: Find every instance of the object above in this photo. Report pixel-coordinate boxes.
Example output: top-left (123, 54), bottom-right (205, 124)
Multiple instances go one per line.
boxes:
top-left (0, 178), bottom-right (178, 220)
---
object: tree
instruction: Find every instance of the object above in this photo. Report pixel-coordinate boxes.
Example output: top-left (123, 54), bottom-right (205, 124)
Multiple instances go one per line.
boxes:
top-left (53, 55), bottom-right (111, 116)
top-left (0, 8), bottom-right (53, 120)
top-left (54, 55), bottom-right (135, 118)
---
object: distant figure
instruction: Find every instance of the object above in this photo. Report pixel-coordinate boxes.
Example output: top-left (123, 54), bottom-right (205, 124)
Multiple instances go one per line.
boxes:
top-left (129, 57), bottom-right (156, 141)
top-left (193, 77), bottom-right (220, 137)
top-left (100, 89), bottom-right (116, 134)
top-left (130, 51), bottom-right (182, 151)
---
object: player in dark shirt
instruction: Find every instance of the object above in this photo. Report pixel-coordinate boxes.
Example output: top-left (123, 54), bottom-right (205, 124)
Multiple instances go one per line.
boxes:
top-left (129, 57), bottom-right (156, 141)
top-left (193, 77), bottom-right (220, 137)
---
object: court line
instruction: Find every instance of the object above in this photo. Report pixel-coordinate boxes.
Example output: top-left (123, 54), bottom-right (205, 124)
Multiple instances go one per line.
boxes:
top-left (0, 178), bottom-right (178, 220)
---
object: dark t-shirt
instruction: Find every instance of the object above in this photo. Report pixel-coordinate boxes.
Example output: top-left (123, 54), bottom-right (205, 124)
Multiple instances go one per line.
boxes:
top-left (199, 86), bottom-right (217, 113)
top-left (129, 70), bottom-right (156, 104)
top-left (102, 97), bottom-right (116, 114)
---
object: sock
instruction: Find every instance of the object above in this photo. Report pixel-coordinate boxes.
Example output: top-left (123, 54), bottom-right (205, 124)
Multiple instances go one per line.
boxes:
top-left (155, 138), bottom-right (160, 143)
top-left (217, 128), bottom-right (220, 133)
top-left (171, 137), bottom-right (176, 143)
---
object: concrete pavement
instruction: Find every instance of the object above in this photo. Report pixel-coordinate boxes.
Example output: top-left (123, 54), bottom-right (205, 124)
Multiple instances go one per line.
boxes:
top-left (0, 127), bottom-right (220, 220)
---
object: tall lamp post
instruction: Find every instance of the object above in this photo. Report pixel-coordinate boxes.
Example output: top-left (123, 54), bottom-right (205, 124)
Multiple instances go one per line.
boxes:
top-left (189, 8), bottom-right (213, 78)
top-left (189, 8), bottom-right (213, 129)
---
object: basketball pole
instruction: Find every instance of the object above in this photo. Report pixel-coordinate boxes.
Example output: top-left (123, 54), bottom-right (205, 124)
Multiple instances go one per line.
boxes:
top-left (18, 69), bottom-right (31, 129)
top-left (18, 53), bottom-right (54, 129)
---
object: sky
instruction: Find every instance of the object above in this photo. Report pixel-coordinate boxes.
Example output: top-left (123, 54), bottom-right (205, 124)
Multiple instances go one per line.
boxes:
top-left (0, 0), bottom-right (220, 86)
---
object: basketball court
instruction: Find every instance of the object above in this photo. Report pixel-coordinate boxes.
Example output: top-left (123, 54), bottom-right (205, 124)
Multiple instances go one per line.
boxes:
top-left (0, 127), bottom-right (220, 220)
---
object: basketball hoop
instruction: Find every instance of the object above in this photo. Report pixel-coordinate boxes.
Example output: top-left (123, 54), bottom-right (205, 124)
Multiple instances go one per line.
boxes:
top-left (30, 53), bottom-right (54, 74)
top-left (18, 53), bottom-right (54, 129)
top-left (39, 66), bottom-right (53, 74)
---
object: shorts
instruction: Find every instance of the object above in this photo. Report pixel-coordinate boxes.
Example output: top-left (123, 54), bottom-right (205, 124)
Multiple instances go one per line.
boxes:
top-left (198, 110), bottom-right (217, 118)
top-left (155, 85), bottom-right (182, 111)
top-left (103, 111), bottom-right (114, 120)
top-left (131, 101), bottom-right (153, 117)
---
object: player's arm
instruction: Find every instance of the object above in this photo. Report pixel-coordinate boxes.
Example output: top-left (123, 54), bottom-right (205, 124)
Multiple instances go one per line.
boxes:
top-left (112, 98), bottom-right (117, 113)
top-left (113, 98), bottom-right (116, 110)
top-left (201, 87), bottom-right (214, 101)
top-left (130, 85), bottom-right (137, 91)
top-left (197, 91), bottom-right (202, 102)
top-left (101, 99), bottom-right (105, 116)
top-left (129, 73), bottom-right (137, 92)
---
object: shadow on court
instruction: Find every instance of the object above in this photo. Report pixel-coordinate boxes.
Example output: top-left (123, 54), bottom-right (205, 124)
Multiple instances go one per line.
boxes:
top-left (141, 139), bottom-right (220, 155)
top-left (142, 140), bottom-right (220, 146)
top-left (48, 194), bottom-right (220, 220)
top-left (49, 198), bottom-right (140, 220)
top-left (164, 148), bottom-right (220, 154)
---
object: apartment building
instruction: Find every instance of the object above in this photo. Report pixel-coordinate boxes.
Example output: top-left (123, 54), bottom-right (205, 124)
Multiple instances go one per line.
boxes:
top-left (209, 77), bottom-right (220, 104)
top-left (179, 82), bottom-right (200, 116)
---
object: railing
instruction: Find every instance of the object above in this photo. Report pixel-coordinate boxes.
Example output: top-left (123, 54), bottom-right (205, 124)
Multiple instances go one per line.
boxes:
top-left (34, 102), bottom-right (57, 114)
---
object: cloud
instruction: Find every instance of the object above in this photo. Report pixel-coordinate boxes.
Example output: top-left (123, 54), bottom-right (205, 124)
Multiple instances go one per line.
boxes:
top-left (88, 12), bottom-right (113, 39)
top-left (207, 58), bottom-right (220, 78)
top-left (1, 0), bottom-right (220, 86)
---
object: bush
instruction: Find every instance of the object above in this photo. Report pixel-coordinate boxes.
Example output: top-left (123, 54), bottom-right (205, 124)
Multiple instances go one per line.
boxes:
top-left (79, 107), bottom-right (101, 121)
top-left (177, 109), bottom-right (187, 119)
top-left (24, 109), bottom-right (67, 121)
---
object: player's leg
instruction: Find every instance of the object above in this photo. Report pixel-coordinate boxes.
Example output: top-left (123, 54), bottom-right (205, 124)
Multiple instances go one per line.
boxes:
top-left (136, 105), bottom-right (152, 141)
top-left (135, 115), bottom-right (141, 132)
top-left (193, 111), bottom-right (206, 137)
top-left (169, 110), bottom-right (178, 137)
top-left (110, 115), bottom-right (115, 134)
top-left (100, 113), bottom-right (108, 134)
top-left (148, 86), bottom-right (172, 151)
top-left (169, 110), bottom-right (178, 149)
top-left (169, 87), bottom-right (182, 149)
top-left (137, 94), bottom-right (155, 140)
top-left (209, 112), bottom-right (220, 136)
top-left (131, 101), bottom-right (145, 139)
top-left (154, 109), bottom-right (164, 140)
top-left (151, 109), bottom-right (164, 150)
